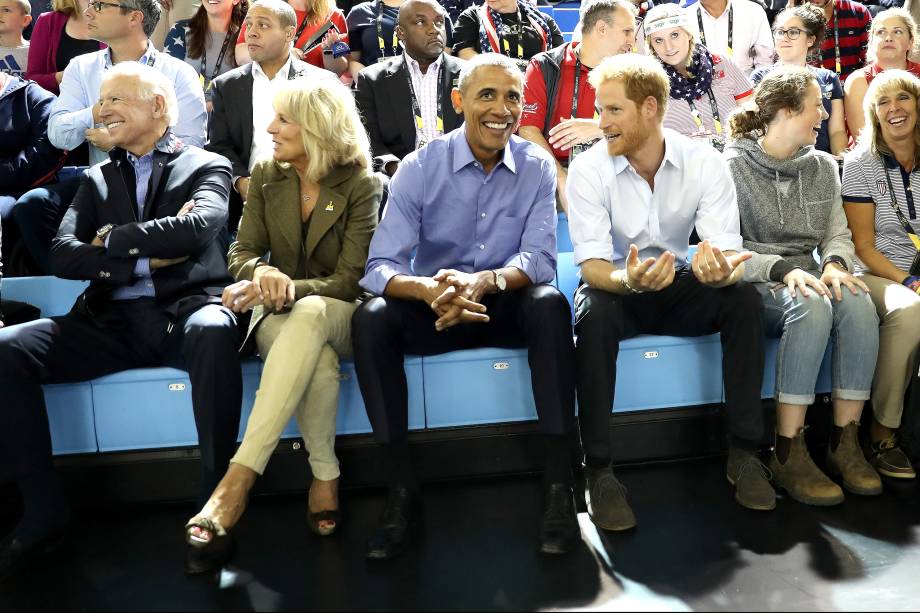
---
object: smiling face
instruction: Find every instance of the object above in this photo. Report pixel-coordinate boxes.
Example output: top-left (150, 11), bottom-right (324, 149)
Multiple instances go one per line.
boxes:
top-left (871, 15), bottom-right (913, 66)
top-left (244, 5), bottom-right (295, 65)
top-left (596, 78), bottom-right (655, 157)
top-left (267, 108), bottom-right (307, 165)
top-left (396, 0), bottom-right (447, 63)
top-left (779, 81), bottom-right (828, 148)
top-left (202, 0), bottom-right (240, 18)
top-left (452, 64), bottom-right (522, 166)
top-left (649, 25), bottom-right (692, 67)
top-left (0, 0), bottom-right (32, 38)
top-left (98, 75), bottom-right (166, 151)
top-left (875, 86), bottom-right (918, 146)
top-left (773, 14), bottom-right (814, 64)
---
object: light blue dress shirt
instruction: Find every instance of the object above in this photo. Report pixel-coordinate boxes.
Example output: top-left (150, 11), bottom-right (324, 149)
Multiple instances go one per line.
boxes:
top-left (361, 129), bottom-right (558, 296)
top-left (47, 44), bottom-right (207, 167)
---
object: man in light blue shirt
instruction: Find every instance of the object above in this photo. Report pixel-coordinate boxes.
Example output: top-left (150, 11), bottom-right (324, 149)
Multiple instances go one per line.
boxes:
top-left (354, 53), bottom-right (579, 560)
top-left (10, 0), bottom-right (206, 274)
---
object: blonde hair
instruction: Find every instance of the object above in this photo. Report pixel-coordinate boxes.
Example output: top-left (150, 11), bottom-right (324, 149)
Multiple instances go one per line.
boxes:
top-left (728, 65), bottom-right (817, 139)
top-left (859, 69), bottom-right (920, 167)
top-left (271, 79), bottom-right (371, 182)
top-left (51, 0), bottom-right (79, 15)
top-left (299, 0), bottom-right (335, 24)
top-left (868, 8), bottom-right (919, 64)
top-left (103, 62), bottom-right (178, 127)
top-left (588, 52), bottom-right (670, 119)
top-left (643, 3), bottom-right (698, 69)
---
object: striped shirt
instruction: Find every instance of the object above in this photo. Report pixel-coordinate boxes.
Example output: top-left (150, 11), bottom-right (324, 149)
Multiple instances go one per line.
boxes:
top-left (663, 53), bottom-right (752, 143)
top-left (808, 0), bottom-right (871, 83)
top-left (842, 147), bottom-right (919, 273)
top-left (405, 52), bottom-right (444, 148)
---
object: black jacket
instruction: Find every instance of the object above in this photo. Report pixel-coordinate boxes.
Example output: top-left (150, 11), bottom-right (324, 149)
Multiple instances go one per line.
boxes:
top-left (355, 53), bottom-right (465, 171)
top-left (49, 141), bottom-right (234, 322)
top-left (206, 58), bottom-right (331, 179)
top-left (0, 76), bottom-right (66, 195)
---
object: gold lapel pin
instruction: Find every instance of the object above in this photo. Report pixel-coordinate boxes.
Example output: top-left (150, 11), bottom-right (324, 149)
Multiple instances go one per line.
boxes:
top-left (325, 201), bottom-right (335, 212)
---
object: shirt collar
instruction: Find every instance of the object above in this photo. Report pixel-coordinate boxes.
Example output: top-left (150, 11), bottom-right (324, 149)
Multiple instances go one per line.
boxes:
top-left (701, 0), bottom-right (732, 19)
top-left (105, 41), bottom-right (155, 69)
top-left (113, 130), bottom-right (180, 164)
top-left (405, 52), bottom-right (443, 76)
top-left (883, 154), bottom-right (901, 170)
top-left (253, 55), bottom-right (294, 80)
top-left (451, 129), bottom-right (517, 174)
top-left (610, 130), bottom-right (681, 175)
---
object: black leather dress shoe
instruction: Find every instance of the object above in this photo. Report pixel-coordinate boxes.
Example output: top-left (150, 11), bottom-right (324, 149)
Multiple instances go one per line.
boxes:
top-left (0, 533), bottom-right (63, 581)
top-left (539, 483), bottom-right (579, 555)
top-left (366, 486), bottom-right (421, 560)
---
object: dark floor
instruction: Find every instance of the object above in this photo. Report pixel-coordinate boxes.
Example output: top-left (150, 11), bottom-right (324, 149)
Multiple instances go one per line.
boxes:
top-left (2, 456), bottom-right (920, 612)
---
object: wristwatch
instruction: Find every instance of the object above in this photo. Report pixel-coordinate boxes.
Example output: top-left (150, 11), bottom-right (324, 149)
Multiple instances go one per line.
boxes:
top-left (96, 223), bottom-right (116, 242)
top-left (492, 270), bottom-right (507, 292)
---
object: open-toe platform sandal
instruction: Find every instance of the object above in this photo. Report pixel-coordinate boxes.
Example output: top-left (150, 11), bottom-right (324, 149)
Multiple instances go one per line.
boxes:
top-left (184, 516), bottom-right (235, 575)
top-left (307, 509), bottom-right (341, 537)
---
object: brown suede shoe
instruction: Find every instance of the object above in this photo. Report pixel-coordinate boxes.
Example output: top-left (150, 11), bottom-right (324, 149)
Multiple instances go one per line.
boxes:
top-left (826, 422), bottom-right (882, 496)
top-left (865, 438), bottom-right (917, 480)
top-left (726, 446), bottom-right (776, 511)
top-left (769, 429), bottom-right (844, 506)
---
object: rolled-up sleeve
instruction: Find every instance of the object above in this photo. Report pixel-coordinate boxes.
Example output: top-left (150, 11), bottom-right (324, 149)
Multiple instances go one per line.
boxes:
top-left (694, 154), bottom-right (743, 252)
top-left (48, 61), bottom-right (95, 152)
top-left (504, 157), bottom-right (557, 284)
top-left (567, 156), bottom-right (614, 266)
top-left (360, 157), bottom-right (423, 295)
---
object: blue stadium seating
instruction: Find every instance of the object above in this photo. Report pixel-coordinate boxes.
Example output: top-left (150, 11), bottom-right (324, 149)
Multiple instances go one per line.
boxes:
top-left (553, 7), bottom-right (581, 33)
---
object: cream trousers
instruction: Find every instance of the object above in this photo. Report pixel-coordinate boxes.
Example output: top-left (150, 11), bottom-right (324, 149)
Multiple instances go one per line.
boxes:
top-left (231, 296), bottom-right (355, 481)
top-left (861, 273), bottom-right (920, 428)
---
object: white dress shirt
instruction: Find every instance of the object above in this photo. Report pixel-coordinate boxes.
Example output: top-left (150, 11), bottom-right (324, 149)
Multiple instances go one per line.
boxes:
top-left (405, 52), bottom-right (444, 148)
top-left (687, 0), bottom-right (775, 77)
top-left (249, 56), bottom-right (296, 173)
top-left (565, 128), bottom-right (743, 269)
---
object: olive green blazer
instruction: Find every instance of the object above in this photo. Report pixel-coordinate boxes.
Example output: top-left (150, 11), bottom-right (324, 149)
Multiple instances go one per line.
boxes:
top-left (228, 158), bottom-right (382, 348)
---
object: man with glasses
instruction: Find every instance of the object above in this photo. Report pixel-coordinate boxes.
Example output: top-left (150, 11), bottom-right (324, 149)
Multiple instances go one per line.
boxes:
top-left (8, 0), bottom-right (206, 274)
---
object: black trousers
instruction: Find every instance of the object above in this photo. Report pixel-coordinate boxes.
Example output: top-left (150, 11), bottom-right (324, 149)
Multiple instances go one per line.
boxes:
top-left (574, 270), bottom-right (765, 462)
top-left (352, 284), bottom-right (576, 445)
top-left (0, 299), bottom-right (242, 505)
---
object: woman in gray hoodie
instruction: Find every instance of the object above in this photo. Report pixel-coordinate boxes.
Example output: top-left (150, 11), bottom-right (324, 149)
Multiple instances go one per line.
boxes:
top-left (725, 66), bottom-right (882, 507)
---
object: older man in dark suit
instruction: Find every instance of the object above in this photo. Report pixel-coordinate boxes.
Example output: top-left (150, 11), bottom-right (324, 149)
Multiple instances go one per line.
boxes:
top-left (207, 0), bottom-right (338, 232)
top-left (0, 62), bottom-right (242, 578)
top-left (355, 0), bottom-right (465, 177)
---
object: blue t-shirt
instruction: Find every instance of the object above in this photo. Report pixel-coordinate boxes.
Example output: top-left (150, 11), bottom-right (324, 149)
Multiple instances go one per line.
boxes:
top-left (346, 0), bottom-right (453, 67)
top-left (751, 65), bottom-right (843, 155)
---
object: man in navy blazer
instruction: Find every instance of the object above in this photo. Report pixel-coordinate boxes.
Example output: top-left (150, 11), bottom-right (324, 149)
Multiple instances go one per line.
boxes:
top-left (0, 63), bottom-right (242, 578)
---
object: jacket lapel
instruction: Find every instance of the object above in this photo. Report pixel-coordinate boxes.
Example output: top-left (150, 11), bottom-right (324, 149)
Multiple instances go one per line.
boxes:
top-left (143, 150), bottom-right (169, 221)
top-left (385, 56), bottom-right (416, 155)
top-left (304, 166), bottom-right (350, 260)
top-left (101, 160), bottom-right (140, 224)
top-left (262, 168), bottom-right (303, 262)
top-left (239, 66), bottom-right (255, 158)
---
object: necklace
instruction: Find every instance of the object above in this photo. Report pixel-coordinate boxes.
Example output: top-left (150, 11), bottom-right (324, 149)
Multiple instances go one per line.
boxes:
top-left (302, 193), bottom-right (312, 202)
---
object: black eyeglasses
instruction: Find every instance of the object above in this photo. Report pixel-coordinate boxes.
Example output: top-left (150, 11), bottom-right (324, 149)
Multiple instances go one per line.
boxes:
top-left (772, 27), bottom-right (805, 40)
top-left (86, 1), bottom-right (138, 12)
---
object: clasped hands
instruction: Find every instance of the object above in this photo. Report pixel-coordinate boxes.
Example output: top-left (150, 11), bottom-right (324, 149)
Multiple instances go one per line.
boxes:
top-left (223, 266), bottom-right (295, 314)
top-left (425, 269), bottom-right (494, 332)
top-left (621, 240), bottom-right (752, 292)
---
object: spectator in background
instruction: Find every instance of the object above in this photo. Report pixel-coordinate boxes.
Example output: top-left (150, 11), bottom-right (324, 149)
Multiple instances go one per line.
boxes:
top-left (751, 2), bottom-right (847, 156)
top-left (185, 79), bottom-right (381, 574)
top-left (845, 8), bottom-right (920, 138)
top-left (354, 0), bottom-right (464, 176)
top-left (0, 63), bottom-right (241, 580)
top-left (208, 0), bottom-right (338, 232)
top-left (726, 66), bottom-right (882, 506)
top-left (688, 0), bottom-right (774, 76)
top-left (802, 0), bottom-right (871, 83)
top-left (164, 0), bottom-right (247, 106)
top-left (644, 3), bottom-right (752, 151)
top-left (235, 0), bottom-right (349, 76)
top-left (453, 0), bottom-right (564, 72)
top-left (12, 0), bottom-right (206, 274)
top-left (520, 0), bottom-right (636, 214)
top-left (354, 54), bottom-right (580, 559)
top-left (23, 0), bottom-right (51, 39)
top-left (26, 0), bottom-right (104, 96)
top-left (0, 0), bottom-right (32, 77)
top-left (438, 0), bottom-right (473, 25)
top-left (150, 0), bottom-right (199, 50)
top-left (567, 54), bottom-right (770, 528)
top-left (842, 69), bottom-right (920, 482)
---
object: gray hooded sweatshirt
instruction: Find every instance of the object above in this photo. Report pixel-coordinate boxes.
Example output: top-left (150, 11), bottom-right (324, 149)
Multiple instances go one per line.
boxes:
top-left (724, 136), bottom-right (856, 283)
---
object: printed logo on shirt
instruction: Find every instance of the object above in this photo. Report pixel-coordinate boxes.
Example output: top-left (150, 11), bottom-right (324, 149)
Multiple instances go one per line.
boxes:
top-left (877, 180), bottom-right (887, 196)
top-left (523, 102), bottom-right (538, 113)
top-left (0, 55), bottom-right (25, 78)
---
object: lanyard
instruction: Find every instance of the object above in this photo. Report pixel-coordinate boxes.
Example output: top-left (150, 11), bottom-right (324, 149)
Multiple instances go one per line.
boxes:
top-left (405, 61), bottom-right (444, 147)
top-left (377, 0), bottom-right (400, 60)
top-left (199, 27), bottom-right (237, 92)
top-left (832, 7), bottom-right (842, 75)
top-left (883, 164), bottom-right (920, 251)
top-left (568, 52), bottom-right (598, 162)
top-left (698, 4), bottom-right (732, 59)
top-left (687, 88), bottom-right (723, 135)
top-left (294, 12), bottom-right (312, 42)
top-left (488, 7), bottom-right (546, 59)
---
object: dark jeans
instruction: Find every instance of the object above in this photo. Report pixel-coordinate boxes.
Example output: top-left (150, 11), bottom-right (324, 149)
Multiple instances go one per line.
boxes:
top-left (11, 177), bottom-right (81, 275)
top-left (574, 269), bottom-right (765, 462)
top-left (352, 284), bottom-right (576, 445)
top-left (0, 299), bottom-right (242, 505)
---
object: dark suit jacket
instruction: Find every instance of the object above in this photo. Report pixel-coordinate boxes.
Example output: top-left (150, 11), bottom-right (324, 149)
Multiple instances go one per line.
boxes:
top-left (207, 58), bottom-right (336, 179)
top-left (355, 54), bottom-right (465, 172)
top-left (49, 142), bottom-right (234, 322)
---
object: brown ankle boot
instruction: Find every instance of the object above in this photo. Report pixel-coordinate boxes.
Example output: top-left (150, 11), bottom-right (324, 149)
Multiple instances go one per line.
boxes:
top-left (769, 429), bottom-right (844, 506)
top-left (826, 422), bottom-right (883, 496)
